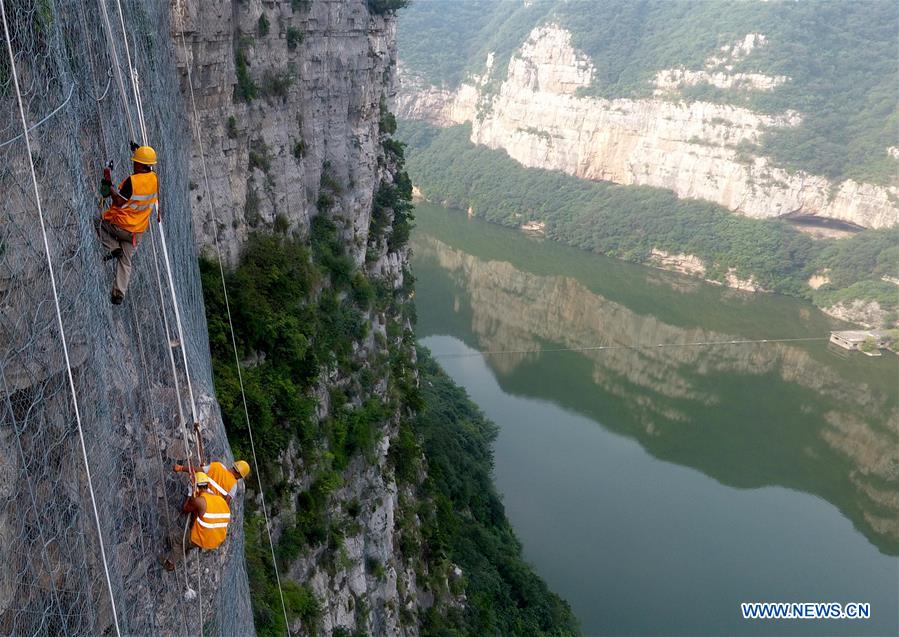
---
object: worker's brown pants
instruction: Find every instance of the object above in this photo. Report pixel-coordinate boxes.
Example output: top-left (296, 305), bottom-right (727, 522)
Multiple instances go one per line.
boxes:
top-left (95, 219), bottom-right (139, 296)
top-left (165, 521), bottom-right (199, 570)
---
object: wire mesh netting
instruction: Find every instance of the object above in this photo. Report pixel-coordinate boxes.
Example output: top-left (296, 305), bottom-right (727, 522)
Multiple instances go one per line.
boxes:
top-left (0, 0), bottom-right (254, 634)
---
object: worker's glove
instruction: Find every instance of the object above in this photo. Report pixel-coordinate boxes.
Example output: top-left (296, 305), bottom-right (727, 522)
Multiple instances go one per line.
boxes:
top-left (100, 163), bottom-right (113, 198)
top-left (130, 140), bottom-right (140, 152)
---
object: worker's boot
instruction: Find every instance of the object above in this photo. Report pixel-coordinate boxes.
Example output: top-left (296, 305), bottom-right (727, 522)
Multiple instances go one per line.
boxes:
top-left (110, 290), bottom-right (124, 305)
top-left (103, 248), bottom-right (124, 262)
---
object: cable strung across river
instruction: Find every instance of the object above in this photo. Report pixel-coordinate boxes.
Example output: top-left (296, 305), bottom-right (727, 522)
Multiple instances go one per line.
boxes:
top-left (431, 336), bottom-right (831, 358)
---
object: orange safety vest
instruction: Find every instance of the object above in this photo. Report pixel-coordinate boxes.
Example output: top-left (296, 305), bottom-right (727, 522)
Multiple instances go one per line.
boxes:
top-left (190, 492), bottom-right (230, 550)
top-left (102, 171), bottom-right (158, 234)
top-left (204, 461), bottom-right (238, 500)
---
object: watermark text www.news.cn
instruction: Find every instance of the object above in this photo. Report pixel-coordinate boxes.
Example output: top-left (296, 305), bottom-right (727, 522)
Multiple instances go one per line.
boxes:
top-left (741, 602), bottom-right (870, 620)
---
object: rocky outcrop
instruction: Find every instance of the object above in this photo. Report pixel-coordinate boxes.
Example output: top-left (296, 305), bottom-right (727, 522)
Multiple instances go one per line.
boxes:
top-left (397, 24), bottom-right (899, 230)
top-left (653, 33), bottom-right (789, 94)
top-left (820, 299), bottom-right (889, 329)
top-left (648, 249), bottom-right (707, 277)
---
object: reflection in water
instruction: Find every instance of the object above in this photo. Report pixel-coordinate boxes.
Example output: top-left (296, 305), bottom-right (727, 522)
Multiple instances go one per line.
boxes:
top-left (413, 227), bottom-right (899, 555)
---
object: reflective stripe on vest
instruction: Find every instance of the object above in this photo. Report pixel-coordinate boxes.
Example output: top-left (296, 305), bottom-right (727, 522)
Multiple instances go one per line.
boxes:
top-left (206, 478), bottom-right (229, 499)
top-left (102, 171), bottom-right (158, 234)
top-left (205, 461), bottom-right (237, 499)
top-left (190, 492), bottom-right (230, 549)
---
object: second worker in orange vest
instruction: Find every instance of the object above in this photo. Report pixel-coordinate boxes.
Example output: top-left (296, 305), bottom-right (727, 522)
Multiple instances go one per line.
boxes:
top-left (161, 472), bottom-right (231, 572)
top-left (96, 143), bottom-right (159, 305)
top-left (173, 459), bottom-right (251, 505)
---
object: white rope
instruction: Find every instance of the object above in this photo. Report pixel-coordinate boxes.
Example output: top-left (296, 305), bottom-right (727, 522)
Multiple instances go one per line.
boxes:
top-left (147, 228), bottom-right (191, 454)
top-left (127, 296), bottom-right (191, 637)
top-left (0, 3), bottom-right (122, 636)
top-left (116, 38), bottom-right (206, 637)
top-left (95, 0), bottom-right (200, 501)
top-left (95, 0), bottom-right (202, 465)
top-left (96, 0), bottom-right (135, 140)
top-left (110, 0), bottom-right (201, 453)
top-left (95, 70), bottom-right (114, 102)
top-left (174, 5), bottom-right (291, 631)
top-left (432, 336), bottom-right (831, 358)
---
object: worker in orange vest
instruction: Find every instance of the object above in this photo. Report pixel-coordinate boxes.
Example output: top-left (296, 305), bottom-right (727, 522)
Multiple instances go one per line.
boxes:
top-left (173, 459), bottom-right (250, 504)
top-left (96, 142), bottom-right (159, 305)
top-left (161, 471), bottom-right (231, 572)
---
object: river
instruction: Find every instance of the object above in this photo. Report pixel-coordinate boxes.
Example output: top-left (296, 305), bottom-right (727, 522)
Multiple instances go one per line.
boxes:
top-left (410, 202), bottom-right (899, 637)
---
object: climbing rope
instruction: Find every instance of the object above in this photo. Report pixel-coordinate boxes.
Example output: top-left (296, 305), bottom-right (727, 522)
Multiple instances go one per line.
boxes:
top-left (432, 336), bottom-right (831, 358)
top-left (93, 0), bottom-right (207, 628)
top-left (78, 6), bottom-right (194, 618)
top-left (0, 2), bottom-right (122, 635)
top-left (94, 0), bottom-right (202, 464)
top-left (173, 3), bottom-right (291, 631)
top-left (95, 0), bottom-right (135, 141)
top-left (109, 10), bottom-right (209, 633)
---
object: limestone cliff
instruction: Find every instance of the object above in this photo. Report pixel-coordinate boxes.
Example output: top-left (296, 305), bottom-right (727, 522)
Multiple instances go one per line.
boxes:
top-left (174, 1), bottom-right (429, 635)
top-left (0, 0), bottom-right (428, 634)
top-left (397, 24), bottom-right (899, 230)
top-left (175, 0), bottom-right (395, 263)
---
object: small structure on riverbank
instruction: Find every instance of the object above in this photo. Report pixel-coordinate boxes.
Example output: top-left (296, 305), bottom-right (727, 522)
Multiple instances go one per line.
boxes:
top-left (829, 330), bottom-right (892, 356)
top-left (521, 220), bottom-right (546, 234)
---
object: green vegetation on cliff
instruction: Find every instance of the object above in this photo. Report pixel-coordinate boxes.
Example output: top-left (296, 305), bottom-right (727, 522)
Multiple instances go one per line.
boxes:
top-left (200, 229), bottom-right (367, 635)
top-left (200, 113), bottom-right (578, 633)
top-left (397, 351), bottom-right (580, 637)
top-left (398, 0), bottom-right (898, 185)
top-left (201, 227), bottom-right (580, 634)
top-left (400, 121), bottom-right (899, 320)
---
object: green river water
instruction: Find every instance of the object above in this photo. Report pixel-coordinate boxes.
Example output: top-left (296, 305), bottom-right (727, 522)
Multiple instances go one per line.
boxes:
top-left (411, 202), bottom-right (899, 637)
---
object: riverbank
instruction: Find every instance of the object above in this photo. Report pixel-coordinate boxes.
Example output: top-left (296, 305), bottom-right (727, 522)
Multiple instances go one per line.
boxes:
top-left (399, 121), bottom-right (899, 329)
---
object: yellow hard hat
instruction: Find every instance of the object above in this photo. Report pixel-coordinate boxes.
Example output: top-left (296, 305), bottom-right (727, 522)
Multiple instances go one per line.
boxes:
top-left (193, 472), bottom-right (210, 486)
top-left (131, 145), bottom-right (157, 165)
top-left (234, 460), bottom-right (250, 478)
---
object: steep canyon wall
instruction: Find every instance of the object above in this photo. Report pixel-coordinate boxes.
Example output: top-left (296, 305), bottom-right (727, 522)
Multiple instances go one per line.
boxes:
top-left (0, 0), bottom-right (418, 635)
top-left (0, 0), bottom-right (252, 634)
top-left (397, 25), bottom-right (899, 230)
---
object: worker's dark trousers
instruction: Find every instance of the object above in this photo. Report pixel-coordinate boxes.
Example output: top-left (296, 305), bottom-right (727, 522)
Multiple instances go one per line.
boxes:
top-left (95, 219), bottom-right (139, 295)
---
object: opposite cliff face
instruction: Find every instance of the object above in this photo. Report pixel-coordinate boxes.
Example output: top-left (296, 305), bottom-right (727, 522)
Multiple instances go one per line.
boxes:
top-left (397, 23), bottom-right (899, 230)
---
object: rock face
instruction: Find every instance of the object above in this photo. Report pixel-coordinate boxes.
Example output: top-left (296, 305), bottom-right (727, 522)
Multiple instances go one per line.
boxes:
top-left (653, 33), bottom-right (789, 94)
top-left (0, 1), bottom-right (254, 634)
top-left (820, 300), bottom-right (890, 329)
top-left (1, 0), bottom-right (422, 634)
top-left (175, 0), bottom-right (396, 263)
top-left (397, 24), bottom-right (899, 230)
top-left (174, 2), bottom-right (427, 635)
